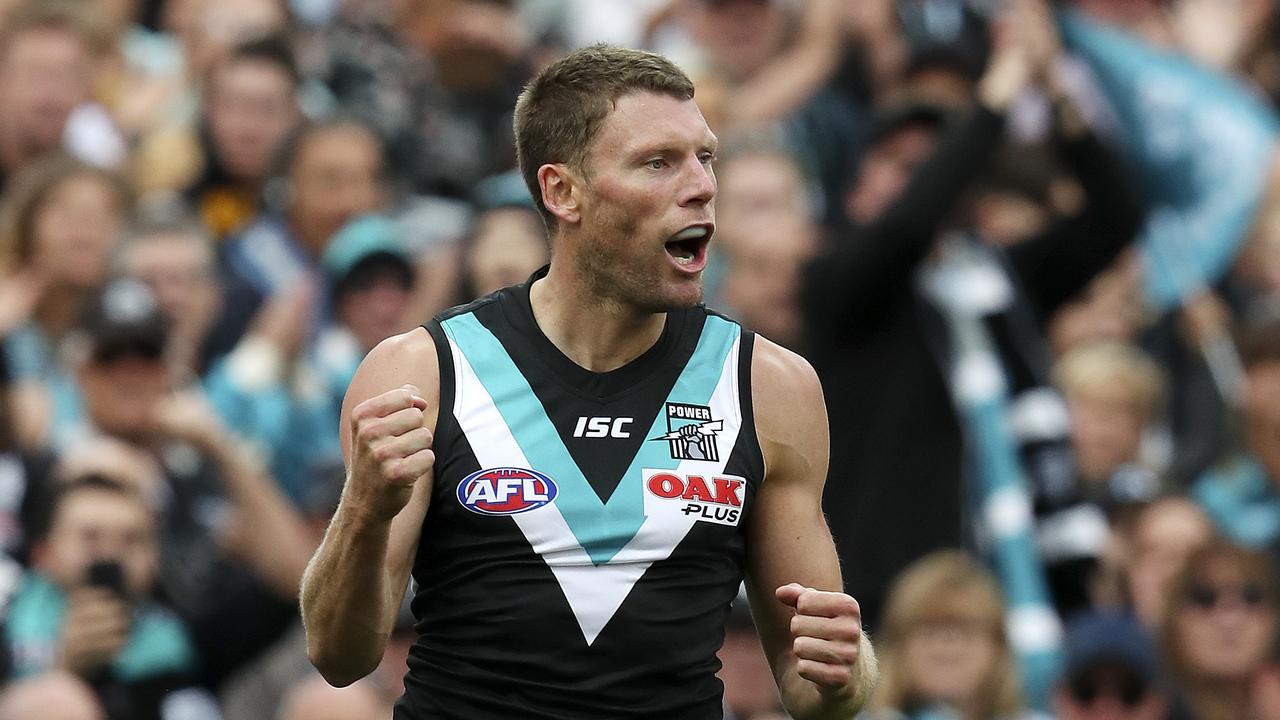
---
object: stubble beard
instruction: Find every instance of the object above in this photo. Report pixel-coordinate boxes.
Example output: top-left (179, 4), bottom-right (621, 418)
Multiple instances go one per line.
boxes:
top-left (574, 230), bottom-right (703, 315)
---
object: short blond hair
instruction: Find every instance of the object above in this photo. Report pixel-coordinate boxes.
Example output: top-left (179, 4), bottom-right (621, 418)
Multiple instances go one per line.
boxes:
top-left (1055, 342), bottom-right (1166, 418)
top-left (513, 44), bottom-right (695, 231)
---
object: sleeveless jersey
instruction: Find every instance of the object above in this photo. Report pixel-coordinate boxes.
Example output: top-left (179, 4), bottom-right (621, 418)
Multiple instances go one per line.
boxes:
top-left (394, 270), bottom-right (765, 719)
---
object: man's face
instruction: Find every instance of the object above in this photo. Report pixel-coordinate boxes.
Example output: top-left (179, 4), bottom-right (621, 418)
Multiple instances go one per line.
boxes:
top-left (569, 92), bottom-right (718, 313)
top-left (289, 125), bottom-right (386, 254)
top-left (0, 27), bottom-right (91, 161)
top-left (206, 58), bottom-right (298, 182)
top-left (336, 272), bottom-right (411, 353)
top-left (845, 123), bottom-right (939, 225)
top-left (721, 213), bottom-right (816, 350)
top-left (122, 234), bottom-right (221, 342)
top-left (38, 488), bottom-right (157, 599)
top-left (78, 354), bottom-right (171, 442)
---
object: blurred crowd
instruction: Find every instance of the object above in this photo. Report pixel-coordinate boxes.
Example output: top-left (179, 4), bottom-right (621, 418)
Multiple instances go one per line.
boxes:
top-left (0, 0), bottom-right (1278, 719)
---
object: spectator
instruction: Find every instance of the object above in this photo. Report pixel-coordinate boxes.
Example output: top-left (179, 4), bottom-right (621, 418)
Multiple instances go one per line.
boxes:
top-left (675, 0), bottom-right (861, 226)
top-left (2, 475), bottom-right (220, 720)
top-left (712, 142), bottom-right (819, 345)
top-left (71, 279), bottom-right (312, 689)
top-left (1160, 539), bottom-right (1280, 720)
top-left (1055, 342), bottom-right (1166, 511)
top-left (385, 0), bottom-right (535, 198)
top-left (804, 0), bottom-right (1145, 628)
top-left (0, 154), bottom-right (132, 451)
top-left (116, 215), bottom-right (223, 377)
top-left (206, 213), bottom-right (415, 503)
top-left (1193, 315), bottom-right (1280, 550)
top-left (0, 669), bottom-right (107, 720)
top-left (0, 2), bottom-right (102, 191)
top-left (718, 210), bottom-right (817, 352)
top-left (865, 550), bottom-right (1042, 720)
top-left (458, 202), bottom-right (548, 302)
top-left (186, 34), bottom-right (302, 241)
top-left (1120, 497), bottom-right (1214, 630)
top-left (1053, 611), bottom-right (1168, 720)
top-left (207, 116), bottom-right (389, 361)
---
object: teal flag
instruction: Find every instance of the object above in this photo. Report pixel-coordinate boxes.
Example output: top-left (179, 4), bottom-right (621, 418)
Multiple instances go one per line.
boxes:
top-left (1060, 9), bottom-right (1279, 309)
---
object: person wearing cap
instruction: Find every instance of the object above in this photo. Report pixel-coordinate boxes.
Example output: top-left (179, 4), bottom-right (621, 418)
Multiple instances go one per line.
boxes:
top-left (205, 213), bottom-right (417, 506)
top-left (70, 278), bottom-right (313, 690)
top-left (204, 116), bottom-right (390, 365)
top-left (1053, 611), bottom-right (1168, 720)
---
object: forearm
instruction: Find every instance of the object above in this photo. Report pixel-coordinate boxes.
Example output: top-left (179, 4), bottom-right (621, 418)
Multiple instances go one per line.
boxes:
top-left (300, 501), bottom-right (400, 686)
top-left (728, 0), bottom-right (844, 126)
top-left (208, 437), bottom-right (312, 598)
top-left (778, 632), bottom-right (878, 720)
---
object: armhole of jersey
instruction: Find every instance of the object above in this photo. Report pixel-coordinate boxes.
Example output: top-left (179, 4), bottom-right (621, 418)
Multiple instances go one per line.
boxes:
top-left (424, 321), bottom-right (458, 446)
top-left (736, 329), bottom-right (766, 490)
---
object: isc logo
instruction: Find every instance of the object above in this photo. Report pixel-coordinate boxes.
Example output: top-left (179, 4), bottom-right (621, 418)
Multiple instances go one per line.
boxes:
top-left (643, 471), bottom-right (746, 526)
top-left (572, 416), bottom-right (633, 438)
top-left (457, 467), bottom-right (558, 516)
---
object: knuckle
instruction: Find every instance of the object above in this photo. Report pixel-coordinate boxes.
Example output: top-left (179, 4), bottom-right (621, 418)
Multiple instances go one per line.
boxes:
top-left (372, 442), bottom-right (398, 463)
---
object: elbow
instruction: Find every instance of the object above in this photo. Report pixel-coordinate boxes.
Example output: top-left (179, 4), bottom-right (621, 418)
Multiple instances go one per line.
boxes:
top-left (307, 639), bottom-right (379, 688)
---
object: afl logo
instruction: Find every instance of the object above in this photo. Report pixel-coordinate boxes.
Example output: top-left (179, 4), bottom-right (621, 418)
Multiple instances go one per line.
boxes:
top-left (457, 467), bottom-right (558, 516)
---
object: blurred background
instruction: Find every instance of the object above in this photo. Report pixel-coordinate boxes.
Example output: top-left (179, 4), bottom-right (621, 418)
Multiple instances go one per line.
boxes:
top-left (0, 0), bottom-right (1279, 718)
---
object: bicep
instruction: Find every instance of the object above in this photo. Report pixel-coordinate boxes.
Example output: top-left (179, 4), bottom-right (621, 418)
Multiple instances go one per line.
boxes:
top-left (744, 338), bottom-right (842, 666)
top-left (337, 327), bottom-right (441, 583)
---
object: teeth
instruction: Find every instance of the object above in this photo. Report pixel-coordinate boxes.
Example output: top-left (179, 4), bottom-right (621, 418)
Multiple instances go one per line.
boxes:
top-left (673, 226), bottom-right (707, 241)
top-left (674, 252), bottom-right (693, 264)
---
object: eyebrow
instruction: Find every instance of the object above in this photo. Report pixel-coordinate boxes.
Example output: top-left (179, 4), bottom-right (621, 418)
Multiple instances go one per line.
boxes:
top-left (630, 138), bottom-right (720, 160)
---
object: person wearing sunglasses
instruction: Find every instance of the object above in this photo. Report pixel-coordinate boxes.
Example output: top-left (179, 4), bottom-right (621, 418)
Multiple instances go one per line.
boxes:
top-left (1161, 540), bottom-right (1280, 720)
top-left (1054, 610), bottom-right (1168, 720)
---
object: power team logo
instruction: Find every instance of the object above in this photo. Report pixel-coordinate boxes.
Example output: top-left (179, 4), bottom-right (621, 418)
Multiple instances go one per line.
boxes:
top-left (643, 469), bottom-right (745, 527)
top-left (652, 402), bottom-right (722, 462)
top-left (457, 467), bottom-right (558, 516)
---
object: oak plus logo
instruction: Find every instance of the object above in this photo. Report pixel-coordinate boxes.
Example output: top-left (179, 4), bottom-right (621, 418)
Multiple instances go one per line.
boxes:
top-left (642, 469), bottom-right (745, 526)
top-left (651, 402), bottom-right (721, 461)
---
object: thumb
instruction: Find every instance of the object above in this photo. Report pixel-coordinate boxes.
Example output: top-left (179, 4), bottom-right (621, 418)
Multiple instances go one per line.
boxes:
top-left (775, 583), bottom-right (808, 609)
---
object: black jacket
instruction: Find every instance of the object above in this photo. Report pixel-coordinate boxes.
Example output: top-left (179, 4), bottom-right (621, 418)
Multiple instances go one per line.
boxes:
top-left (802, 105), bottom-right (1145, 628)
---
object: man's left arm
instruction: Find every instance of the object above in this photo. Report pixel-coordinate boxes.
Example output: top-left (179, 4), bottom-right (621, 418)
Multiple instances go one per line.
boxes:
top-left (744, 336), bottom-right (878, 720)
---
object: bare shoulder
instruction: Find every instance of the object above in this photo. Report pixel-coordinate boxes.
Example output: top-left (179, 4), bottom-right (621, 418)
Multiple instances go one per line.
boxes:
top-left (340, 327), bottom-right (441, 453)
top-left (347, 327), bottom-right (439, 401)
top-left (749, 335), bottom-right (828, 485)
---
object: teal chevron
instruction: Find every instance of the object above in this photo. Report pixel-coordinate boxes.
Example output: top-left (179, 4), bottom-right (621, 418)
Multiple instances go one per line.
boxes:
top-left (442, 312), bottom-right (738, 564)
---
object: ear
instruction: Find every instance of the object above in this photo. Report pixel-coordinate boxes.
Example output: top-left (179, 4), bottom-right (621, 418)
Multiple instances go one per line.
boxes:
top-left (538, 163), bottom-right (582, 226)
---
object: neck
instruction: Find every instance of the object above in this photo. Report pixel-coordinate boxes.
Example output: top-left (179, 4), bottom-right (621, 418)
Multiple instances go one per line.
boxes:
top-left (1188, 676), bottom-right (1252, 720)
top-left (289, 212), bottom-right (327, 260)
top-left (529, 263), bottom-right (666, 373)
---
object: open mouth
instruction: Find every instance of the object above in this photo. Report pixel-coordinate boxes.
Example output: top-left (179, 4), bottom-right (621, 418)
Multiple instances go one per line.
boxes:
top-left (665, 225), bottom-right (713, 271)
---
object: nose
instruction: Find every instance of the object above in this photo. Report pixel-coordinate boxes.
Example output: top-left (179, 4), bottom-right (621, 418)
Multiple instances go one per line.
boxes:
top-left (679, 155), bottom-right (716, 208)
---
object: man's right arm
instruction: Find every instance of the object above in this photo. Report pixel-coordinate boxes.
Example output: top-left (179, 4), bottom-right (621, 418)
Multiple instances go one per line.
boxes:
top-left (300, 327), bottom-right (439, 687)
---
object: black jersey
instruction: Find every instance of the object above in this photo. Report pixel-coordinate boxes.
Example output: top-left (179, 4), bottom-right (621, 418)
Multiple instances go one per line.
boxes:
top-left (394, 269), bottom-right (765, 719)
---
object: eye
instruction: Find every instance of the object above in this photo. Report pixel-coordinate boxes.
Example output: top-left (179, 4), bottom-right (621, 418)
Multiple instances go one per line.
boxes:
top-left (698, 152), bottom-right (716, 165)
top-left (645, 158), bottom-right (667, 170)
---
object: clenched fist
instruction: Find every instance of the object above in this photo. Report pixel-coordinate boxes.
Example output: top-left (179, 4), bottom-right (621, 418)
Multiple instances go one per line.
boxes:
top-left (348, 384), bottom-right (435, 523)
top-left (776, 583), bottom-right (871, 703)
